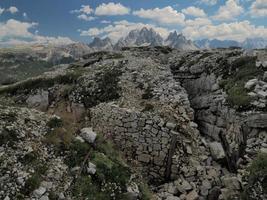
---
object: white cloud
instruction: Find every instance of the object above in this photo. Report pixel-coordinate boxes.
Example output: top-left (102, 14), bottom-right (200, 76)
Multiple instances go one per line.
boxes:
top-left (95, 2), bottom-right (130, 16)
top-left (77, 14), bottom-right (96, 21)
top-left (182, 6), bottom-right (206, 17)
top-left (71, 5), bottom-right (95, 21)
top-left (0, 19), bottom-right (36, 39)
top-left (250, 0), bottom-right (267, 17)
top-left (23, 12), bottom-right (28, 19)
top-left (185, 17), bottom-right (212, 27)
top-left (0, 19), bottom-right (74, 46)
top-left (213, 0), bottom-right (244, 21)
top-left (101, 20), bottom-right (111, 24)
top-left (71, 5), bottom-right (93, 14)
top-left (200, 0), bottom-right (218, 5)
top-left (182, 20), bottom-right (267, 42)
top-left (80, 20), bottom-right (170, 42)
top-left (8, 6), bottom-right (18, 14)
top-left (0, 7), bottom-right (4, 15)
top-left (133, 6), bottom-right (185, 25)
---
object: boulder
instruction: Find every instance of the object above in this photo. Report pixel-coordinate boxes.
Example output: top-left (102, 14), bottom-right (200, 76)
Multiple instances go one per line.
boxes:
top-left (186, 190), bottom-right (199, 200)
top-left (222, 176), bottom-right (241, 190)
top-left (80, 127), bottom-right (97, 144)
top-left (33, 186), bottom-right (46, 197)
top-left (245, 79), bottom-right (258, 90)
top-left (26, 90), bottom-right (49, 111)
top-left (87, 162), bottom-right (96, 175)
top-left (209, 142), bottom-right (225, 160)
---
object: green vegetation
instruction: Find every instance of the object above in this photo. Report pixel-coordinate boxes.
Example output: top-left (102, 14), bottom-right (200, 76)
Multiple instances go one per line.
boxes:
top-left (65, 133), bottom-right (132, 199)
top-left (81, 66), bottom-right (122, 108)
top-left (0, 127), bottom-right (18, 146)
top-left (46, 117), bottom-right (63, 129)
top-left (65, 140), bottom-right (91, 168)
top-left (241, 153), bottom-right (267, 199)
top-left (44, 127), bottom-right (74, 151)
top-left (248, 153), bottom-right (267, 190)
top-left (219, 56), bottom-right (263, 110)
top-left (23, 162), bottom-right (48, 195)
top-left (0, 70), bottom-right (83, 95)
top-left (139, 183), bottom-right (154, 200)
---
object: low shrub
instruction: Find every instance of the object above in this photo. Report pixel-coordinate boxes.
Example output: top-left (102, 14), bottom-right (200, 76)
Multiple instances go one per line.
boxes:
top-left (46, 117), bottom-right (63, 129)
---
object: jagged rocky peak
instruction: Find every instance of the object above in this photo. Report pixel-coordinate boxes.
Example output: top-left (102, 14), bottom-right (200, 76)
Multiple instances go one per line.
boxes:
top-left (117, 26), bottom-right (163, 47)
top-left (89, 36), bottom-right (113, 50)
top-left (165, 31), bottom-right (198, 50)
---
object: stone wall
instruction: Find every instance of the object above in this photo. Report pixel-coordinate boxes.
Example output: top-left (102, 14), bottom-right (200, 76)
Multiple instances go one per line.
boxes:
top-left (91, 103), bottom-right (182, 182)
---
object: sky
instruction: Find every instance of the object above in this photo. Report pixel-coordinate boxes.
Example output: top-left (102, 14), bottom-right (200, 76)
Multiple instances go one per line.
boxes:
top-left (0, 0), bottom-right (267, 46)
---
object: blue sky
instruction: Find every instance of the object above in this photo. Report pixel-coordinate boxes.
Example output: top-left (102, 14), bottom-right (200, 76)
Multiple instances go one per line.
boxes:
top-left (0, 0), bottom-right (267, 46)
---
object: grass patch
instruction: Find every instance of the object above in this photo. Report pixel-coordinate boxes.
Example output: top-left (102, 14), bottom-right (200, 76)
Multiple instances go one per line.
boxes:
top-left (242, 153), bottom-right (267, 199)
top-left (46, 117), bottom-right (63, 129)
top-left (219, 56), bottom-right (263, 110)
top-left (65, 140), bottom-right (91, 168)
top-left (44, 127), bottom-right (74, 151)
top-left (0, 70), bottom-right (83, 95)
top-left (80, 66), bottom-right (122, 108)
top-left (23, 162), bottom-right (48, 195)
top-left (0, 127), bottom-right (19, 146)
top-left (139, 183), bottom-right (153, 200)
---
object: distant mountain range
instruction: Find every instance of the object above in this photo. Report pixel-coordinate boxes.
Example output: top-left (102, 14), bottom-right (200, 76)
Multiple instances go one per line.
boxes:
top-left (195, 38), bottom-right (267, 49)
top-left (89, 27), bottom-right (198, 51)
top-left (88, 27), bottom-right (267, 51)
top-left (2, 27), bottom-right (266, 53)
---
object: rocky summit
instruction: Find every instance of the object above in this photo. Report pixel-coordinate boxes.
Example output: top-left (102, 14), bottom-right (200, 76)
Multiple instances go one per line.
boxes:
top-left (0, 46), bottom-right (267, 200)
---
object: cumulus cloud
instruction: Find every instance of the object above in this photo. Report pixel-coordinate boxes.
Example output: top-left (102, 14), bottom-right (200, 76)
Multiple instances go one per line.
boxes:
top-left (95, 2), bottom-right (130, 16)
top-left (71, 5), bottom-right (95, 21)
top-left (8, 6), bottom-right (19, 14)
top-left (182, 6), bottom-right (206, 17)
top-left (133, 6), bottom-right (185, 25)
top-left (182, 20), bottom-right (267, 42)
top-left (0, 19), bottom-right (74, 46)
top-left (0, 7), bottom-right (4, 15)
top-left (199, 0), bottom-right (218, 5)
top-left (213, 0), bottom-right (244, 21)
top-left (71, 5), bottom-right (93, 15)
top-left (250, 0), bottom-right (267, 17)
top-left (101, 20), bottom-right (111, 24)
top-left (185, 18), bottom-right (212, 27)
top-left (80, 20), bottom-right (170, 42)
top-left (77, 14), bottom-right (96, 21)
top-left (0, 19), bottom-right (37, 39)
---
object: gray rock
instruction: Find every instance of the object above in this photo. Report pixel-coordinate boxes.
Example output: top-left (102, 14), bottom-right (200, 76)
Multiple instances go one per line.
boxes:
top-left (26, 90), bottom-right (49, 111)
top-left (138, 154), bottom-right (150, 163)
top-left (33, 186), bottom-right (46, 197)
top-left (246, 114), bottom-right (267, 128)
top-left (80, 127), bottom-right (97, 144)
top-left (209, 142), bottom-right (225, 160)
top-left (222, 176), bottom-right (241, 190)
top-left (245, 79), bottom-right (258, 90)
top-left (87, 162), bottom-right (96, 175)
top-left (166, 196), bottom-right (180, 200)
top-left (186, 190), bottom-right (199, 200)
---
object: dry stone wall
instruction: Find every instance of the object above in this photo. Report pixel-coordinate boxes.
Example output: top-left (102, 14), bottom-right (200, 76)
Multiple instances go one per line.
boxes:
top-left (91, 103), bottom-right (183, 182)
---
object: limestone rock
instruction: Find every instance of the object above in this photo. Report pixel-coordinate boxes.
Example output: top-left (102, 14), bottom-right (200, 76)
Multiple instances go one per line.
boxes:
top-left (80, 127), bottom-right (97, 144)
top-left (209, 142), bottom-right (225, 160)
top-left (186, 190), bottom-right (199, 200)
top-left (26, 90), bottom-right (49, 111)
top-left (33, 186), bottom-right (46, 197)
top-left (87, 162), bottom-right (96, 175)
